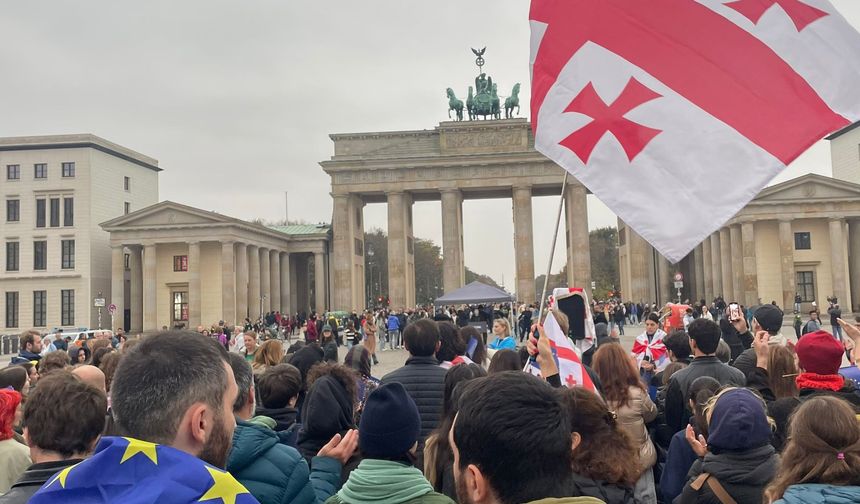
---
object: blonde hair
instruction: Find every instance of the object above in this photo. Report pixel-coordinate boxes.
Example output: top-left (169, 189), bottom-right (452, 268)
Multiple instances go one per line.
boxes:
top-left (253, 339), bottom-right (284, 369)
top-left (493, 318), bottom-right (511, 337)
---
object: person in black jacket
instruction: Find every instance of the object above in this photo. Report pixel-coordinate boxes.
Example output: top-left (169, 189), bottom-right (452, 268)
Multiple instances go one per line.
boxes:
top-left (381, 319), bottom-right (447, 445)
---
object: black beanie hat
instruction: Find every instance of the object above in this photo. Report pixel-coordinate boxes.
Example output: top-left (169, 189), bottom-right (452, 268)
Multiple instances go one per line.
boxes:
top-left (359, 382), bottom-right (420, 458)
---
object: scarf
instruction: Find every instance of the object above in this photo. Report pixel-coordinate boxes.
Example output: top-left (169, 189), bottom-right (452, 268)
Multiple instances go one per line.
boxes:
top-left (336, 459), bottom-right (434, 504)
top-left (796, 372), bottom-right (845, 392)
top-left (632, 329), bottom-right (668, 371)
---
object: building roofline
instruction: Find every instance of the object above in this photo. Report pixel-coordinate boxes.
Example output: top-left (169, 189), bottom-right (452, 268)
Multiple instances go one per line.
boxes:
top-left (825, 122), bottom-right (860, 141)
top-left (0, 134), bottom-right (161, 172)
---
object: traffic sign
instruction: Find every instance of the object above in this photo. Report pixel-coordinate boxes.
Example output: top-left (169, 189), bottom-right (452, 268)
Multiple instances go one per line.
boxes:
top-left (94, 298), bottom-right (106, 307)
top-left (674, 272), bottom-right (684, 282)
top-left (674, 281), bottom-right (684, 289)
top-left (108, 303), bottom-right (117, 315)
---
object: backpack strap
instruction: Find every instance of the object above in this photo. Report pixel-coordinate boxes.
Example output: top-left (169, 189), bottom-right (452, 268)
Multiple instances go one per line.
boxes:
top-left (690, 473), bottom-right (737, 504)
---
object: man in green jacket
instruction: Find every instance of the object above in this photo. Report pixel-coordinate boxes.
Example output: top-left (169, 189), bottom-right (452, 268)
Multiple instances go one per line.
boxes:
top-left (226, 354), bottom-right (358, 504)
top-left (451, 372), bottom-right (604, 504)
top-left (326, 382), bottom-right (452, 504)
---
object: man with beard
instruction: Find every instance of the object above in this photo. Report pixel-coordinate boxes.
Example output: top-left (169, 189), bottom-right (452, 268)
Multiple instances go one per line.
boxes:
top-left (29, 331), bottom-right (260, 504)
top-left (450, 372), bottom-right (604, 504)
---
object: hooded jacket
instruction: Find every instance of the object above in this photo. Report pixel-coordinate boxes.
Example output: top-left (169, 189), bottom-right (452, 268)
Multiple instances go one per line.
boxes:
top-left (570, 472), bottom-right (639, 504)
top-left (325, 459), bottom-right (452, 504)
top-left (675, 445), bottom-right (778, 504)
top-left (773, 484), bottom-right (860, 504)
top-left (227, 420), bottom-right (340, 504)
top-left (254, 406), bottom-right (298, 434)
top-left (10, 350), bottom-right (41, 365)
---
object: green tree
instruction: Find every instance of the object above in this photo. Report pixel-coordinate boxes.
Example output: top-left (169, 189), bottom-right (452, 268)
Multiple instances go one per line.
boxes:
top-left (590, 227), bottom-right (619, 300)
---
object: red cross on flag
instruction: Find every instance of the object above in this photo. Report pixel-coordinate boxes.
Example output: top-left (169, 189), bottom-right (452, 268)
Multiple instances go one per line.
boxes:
top-left (530, 0), bottom-right (860, 262)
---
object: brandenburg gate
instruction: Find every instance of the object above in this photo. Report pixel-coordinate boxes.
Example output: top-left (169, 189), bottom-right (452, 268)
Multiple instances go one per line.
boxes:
top-left (320, 118), bottom-right (593, 311)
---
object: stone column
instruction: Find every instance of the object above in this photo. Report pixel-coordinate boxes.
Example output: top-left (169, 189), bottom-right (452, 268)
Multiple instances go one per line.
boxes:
top-left (332, 195), bottom-right (352, 311)
top-left (110, 245), bottom-right (125, 331)
top-left (778, 220), bottom-right (796, 312)
top-left (441, 189), bottom-right (465, 294)
top-left (129, 246), bottom-right (143, 332)
top-left (187, 241), bottom-right (201, 328)
top-left (627, 225), bottom-right (650, 304)
top-left (657, 253), bottom-right (673, 304)
top-left (849, 220), bottom-right (860, 313)
top-left (741, 222), bottom-right (758, 306)
top-left (693, 244), bottom-right (705, 302)
top-left (143, 243), bottom-right (157, 332)
top-left (259, 247), bottom-right (271, 313)
top-left (730, 225), bottom-right (744, 304)
top-left (565, 183), bottom-right (592, 299)
top-left (235, 243), bottom-right (248, 321)
top-left (295, 255), bottom-right (310, 313)
top-left (280, 253), bottom-right (291, 313)
top-left (248, 245), bottom-right (260, 319)
top-left (710, 233), bottom-right (723, 299)
top-left (830, 218), bottom-right (849, 307)
top-left (702, 236), bottom-right (713, 301)
top-left (221, 242), bottom-right (236, 325)
top-left (289, 254), bottom-right (299, 313)
top-left (388, 191), bottom-right (409, 308)
top-left (512, 185), bottom-right (536, 303)
top-left (314, 252), bottom-right (326, 312)
top-left (270, 249), bottom-right (281, 314)
top-left (719, 228), bottom-right (732, 302)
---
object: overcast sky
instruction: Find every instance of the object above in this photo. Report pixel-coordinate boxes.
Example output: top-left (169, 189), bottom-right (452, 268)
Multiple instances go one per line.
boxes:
top-left (2, 1), bottom-right (859, 292)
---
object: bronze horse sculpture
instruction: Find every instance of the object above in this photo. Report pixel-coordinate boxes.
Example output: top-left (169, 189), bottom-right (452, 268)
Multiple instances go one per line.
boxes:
top-left (505, 83), bottom-right (521, 119)
top-left (447, 88), bottom-right (464, 121)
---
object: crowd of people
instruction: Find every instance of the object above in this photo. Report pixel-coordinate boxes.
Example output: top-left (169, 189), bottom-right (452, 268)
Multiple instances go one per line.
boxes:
top-left (0, 295), bottom-right (859, 503)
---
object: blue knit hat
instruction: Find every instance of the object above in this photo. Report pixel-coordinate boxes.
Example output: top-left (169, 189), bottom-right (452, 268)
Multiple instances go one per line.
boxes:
top-left (359, 382), bottom-right (420, 458)
top-left (707, 388), bottom-right (772, 452)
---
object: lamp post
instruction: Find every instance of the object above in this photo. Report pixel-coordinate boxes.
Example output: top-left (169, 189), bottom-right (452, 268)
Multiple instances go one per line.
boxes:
top-left (367, 247), bottom-right (375, 308)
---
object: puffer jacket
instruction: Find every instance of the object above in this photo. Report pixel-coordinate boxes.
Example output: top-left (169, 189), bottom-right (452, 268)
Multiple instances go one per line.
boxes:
top-left (227, 420), bottom-right (341, 504)
top-left (381, 356), bottom-right (447, 441)
top-left (675, 445), bottom-right (778, 504)
top-left (608, 386), bottom-right (657, 472)
top-left (570, 472), bottom-right (639, 504)
top-left (774, 484), bottom-right (860, 504)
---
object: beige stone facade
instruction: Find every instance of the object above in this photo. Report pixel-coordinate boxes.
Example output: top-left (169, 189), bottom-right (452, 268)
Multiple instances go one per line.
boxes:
top-left (321, 118), bottom-right (592, 310)
top-left (101, 201), bottom-right (330, 332)
top-left (619, 174), bottom-right (860, 312)
top-left (1, 134), bottom-right (159, 332)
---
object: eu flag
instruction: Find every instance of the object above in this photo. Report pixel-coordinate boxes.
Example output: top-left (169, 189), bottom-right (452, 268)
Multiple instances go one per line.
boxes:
top-left (30, 436), bottom-right (260, 504)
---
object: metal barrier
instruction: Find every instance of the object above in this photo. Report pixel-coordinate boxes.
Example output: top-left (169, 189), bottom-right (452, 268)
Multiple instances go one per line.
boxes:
top-left (0, 335), bottom-right (19, 356)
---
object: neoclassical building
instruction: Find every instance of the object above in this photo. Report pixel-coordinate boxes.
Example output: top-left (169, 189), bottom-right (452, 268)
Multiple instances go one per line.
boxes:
top-left (101, 201), bottom-right (330, 332)
top-left (619, 174), bottom-right (860, 312)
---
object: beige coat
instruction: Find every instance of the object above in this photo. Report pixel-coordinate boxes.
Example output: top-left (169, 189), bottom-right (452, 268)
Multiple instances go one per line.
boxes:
top-left (0, 437), bottom-right (30, 493)
top-left (607, 385), bottom-right (658, 473)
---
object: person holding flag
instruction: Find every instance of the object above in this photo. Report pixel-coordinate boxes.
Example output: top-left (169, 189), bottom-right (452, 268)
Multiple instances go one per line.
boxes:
top-left (524, 309), bottom-right (599, 394)
top-left (632, 313), bottom-right (669, 382)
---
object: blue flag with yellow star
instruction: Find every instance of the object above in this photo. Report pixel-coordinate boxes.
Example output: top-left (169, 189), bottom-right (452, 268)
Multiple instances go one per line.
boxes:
top-left (29, 436), bottom-right (259, 504)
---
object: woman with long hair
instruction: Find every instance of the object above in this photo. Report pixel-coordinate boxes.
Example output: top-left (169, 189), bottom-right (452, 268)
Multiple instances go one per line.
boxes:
top-left (363, 312), bottom-right (379, 365)
top-left (563, 387), bottom-right (641, 503)
top-left (487, 317), bottom-right (515, 350)
top-left (765, 396), bottom-right (860, 503)
top-left (343, 345), bottom-right (379, 423)
top-left (460, 325), bottom-right (487, 368)
top-left (253, 339), bottom-right (284, 377)
top-left (592, 343), bottom-right (658, 503)
top-left (487, 349), bottom-right (522, 374)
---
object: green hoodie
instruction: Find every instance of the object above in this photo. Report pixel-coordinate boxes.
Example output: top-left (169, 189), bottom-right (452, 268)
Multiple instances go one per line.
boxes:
top-left (326, 459), bottom-right (452, 504)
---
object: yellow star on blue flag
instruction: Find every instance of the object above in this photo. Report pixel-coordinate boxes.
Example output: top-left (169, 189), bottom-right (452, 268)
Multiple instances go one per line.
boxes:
top-left (199, 466), bottom-right (251, 504)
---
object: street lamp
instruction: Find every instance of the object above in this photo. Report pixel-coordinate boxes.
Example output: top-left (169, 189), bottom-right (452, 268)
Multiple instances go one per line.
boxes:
top-left (367, 247), bottom-right (375, 307)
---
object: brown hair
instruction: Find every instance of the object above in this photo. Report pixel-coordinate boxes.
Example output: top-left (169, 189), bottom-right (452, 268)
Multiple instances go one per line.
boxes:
top-left (563, 387), bottom-right (640, 487)
top-left (254, 339), bottom-right (284, 369)
top-left (89, 339), bottom-right (112, 355)
top-left (257, 364), bottom-right (303, 409)
top-left (662, 361), bottom-right (688, 386)
top-left (121, 337), bottom-right (142, 353)
top-left (592, 343), bottom-right (645, 408)
top-left (23, 371), bottom-right (106, 457)
top-left (39, 350), bottom-right (70, 375)
top-left (765, 396), bottom-right (860, 502)
top-left (99, 352), bottom-right (123, 394)
top-left (768, 345), bottom-right (799, 400)
top-left (488, 349), bottom-right (522, 374)
top-left (305, 363), bottom-right (358, 403)
top-left (19, 330), bottom-right (40, 352)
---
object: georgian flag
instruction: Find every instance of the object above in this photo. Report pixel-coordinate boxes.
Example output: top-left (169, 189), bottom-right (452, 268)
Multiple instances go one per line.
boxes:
top-left (632, 329), bottom-right (670, 372)
top-left (525, 310), bottom-right (599, 393)
top-left (530, 0), bottom-right (860, 262)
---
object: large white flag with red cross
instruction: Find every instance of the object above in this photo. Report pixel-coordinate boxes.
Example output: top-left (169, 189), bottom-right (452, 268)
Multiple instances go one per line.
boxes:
top-left (530, 0), bottom-right (860, 263)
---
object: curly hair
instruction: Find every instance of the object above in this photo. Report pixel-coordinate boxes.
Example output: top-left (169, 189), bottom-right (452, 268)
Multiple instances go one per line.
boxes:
top-left (305, 363), bottom-right (358, 403)
top-left (39, 350), bottom-right (70, 376)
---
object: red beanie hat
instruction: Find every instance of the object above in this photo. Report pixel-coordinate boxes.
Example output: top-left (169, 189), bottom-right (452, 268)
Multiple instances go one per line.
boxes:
top-left (796, 330), bottom-right (844, 375)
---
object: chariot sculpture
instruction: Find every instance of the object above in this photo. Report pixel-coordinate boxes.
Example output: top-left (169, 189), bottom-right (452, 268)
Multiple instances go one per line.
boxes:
top-left (445, 48), bottom-right (520, 122)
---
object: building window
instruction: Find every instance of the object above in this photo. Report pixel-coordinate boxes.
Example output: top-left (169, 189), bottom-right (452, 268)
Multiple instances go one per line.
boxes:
top-left (61, 162), bottom-right (75, 177)
top-left (50, 198), bottom-right (60, 227)
top-left (124, 176), bottom-right (131, 191)
top-left (63, 197), bottom-right (74, 226)
top-left (34, 163), bottom-right (47, 179)
top-left (6, 199), bottom-right (19, 222)
top-left (61, 240), bottom-right (75, 269)
top-left (35, 199), bottom-right (46, 228)
top-left (173, 292), bottom-right (189, 321)
top-left (5, 242), bottom-right (19, 272)
top-left (5, 292), bottom-right (18, 328)
top-left (618, 227), bottom-right (627, 246)
top-left (124, 202), bottom-right (131, 215)
top-left (6, 165), bottom-right (20, 180)
top-left (173, 255), bottom-right (188, 272)
top-left (124, 253), bottom-right (130, 270)
top-left (33, 291), bottom-right (46, 326)
top-left (61, 290), bottom-right (75, 326)
top-left (34, 241), bottom-right (47, 270)
top-left (796, 271), bottom-right (815, 302)
top-left (354, 238), bottom-right (364, 257)
top-left (794, 232), bottom-right (811, 250)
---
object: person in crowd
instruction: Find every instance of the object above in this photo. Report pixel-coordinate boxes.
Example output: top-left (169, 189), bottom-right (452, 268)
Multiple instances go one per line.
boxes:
top-left (487, 318), bottom-right (515, 350)
top-left (435, 322), bottom-right (473, 369)
top-left (660, 376), bottom-right (722, 503)
top-left (518, 305), bottom-right (533, 343)
top-left (451, 372), bottom-right (603, 504)
top-left (387, 311), bottom-right (402, 350)
top-left (731, 304), bottom-right (790, 375)
top-left (0, 388), bottom-right (29, 494)
top-left (460, 326), bottom-right (487, 368)
top-left (676, 388), bottom-right (779, 504)
top-left (829, 302), bottom-right (843, 340)
top-left (71, 365), bottom-right (107, 394)
top-left (69, 345), bottom-right (91, 365)
top-left (633, 313), bottom-right (669, 382)
top-left (91, 346), bottom-right (114, 369)
top-left (255, 364), bottom-right (303, 437)
top-left (38, 351), bottom-right (69, 376)
top-left (326, 382), bottom-right (453, 504)
top-left (225, 354), bottom-right (353, 504)
top-left (289, 345), bottom-right (325, 415)
top-left (306, 315), bottom-right (319, 344)
top-left (381, 319), bottom-right (447, 446)
top-left (12, 330), bottom-right (42, 366)
top-left (363, 314), bottom-right (379, 366)
top-left (487, 349), bottom-right (522, 374)
top-left (296, 364), bottom-right (361, 484)
top-left (18, 362), bottom-right (39, 391)
top-left (253, 339), bottom-right (284, 378)
top-left (0, 366), bottom-right (29, 400)
top-left (664, 319), bottom-right (746, 434)
top-left (343, 345), bottom-right (380, 423)
top-left (715, 339), bottom-right (732, 364)
top-left (320, 326), bottom-right (339, 363)
top-left (592, 343), bottom-right (658, 503)
top-left (424, 364), bottom-right (486, 501)
top-left (801, 310), bottom-right (822, 336)
top-left (243, 333), bottom-right (259, 363)
top-left (99, 352), bottom-right (122, 399)
top-left (29, 331), bottom-right (258, 503)
top-left (343, 320), bottom-right (359, 349)
top-left (683, 308), bottom-right (695, 331)
top-left (563, 387), bottom-right (641, 503)
top-left (0, 371), bottom-right (105, 504)
top-left (651, 330), bottom-right (692, 387)
top-left (764, 396), bottom-right (860, 503)
top-left (718, 318), bottom-right (749, 364)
